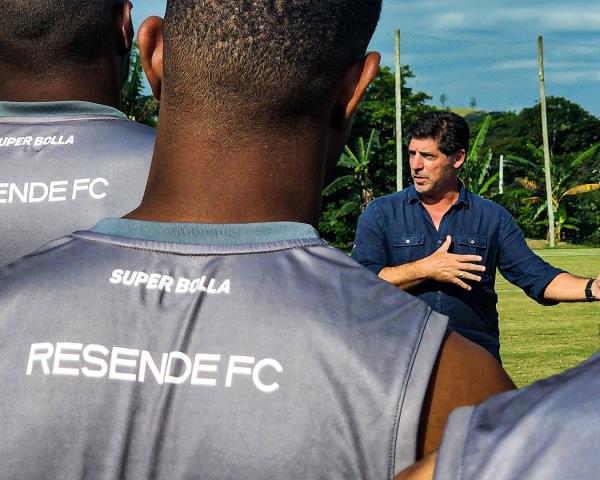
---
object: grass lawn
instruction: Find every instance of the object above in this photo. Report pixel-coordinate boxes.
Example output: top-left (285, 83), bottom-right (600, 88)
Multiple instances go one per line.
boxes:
top-left (499, 248), bottom-right (600, 387)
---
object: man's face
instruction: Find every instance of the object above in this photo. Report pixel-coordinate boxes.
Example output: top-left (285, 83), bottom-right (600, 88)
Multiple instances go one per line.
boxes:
top-left (409, 137), bottom-right (460, 195)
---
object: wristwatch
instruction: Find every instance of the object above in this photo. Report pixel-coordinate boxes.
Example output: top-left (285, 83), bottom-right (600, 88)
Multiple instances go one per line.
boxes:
top-left (585, 279), bottom-right (597, 302)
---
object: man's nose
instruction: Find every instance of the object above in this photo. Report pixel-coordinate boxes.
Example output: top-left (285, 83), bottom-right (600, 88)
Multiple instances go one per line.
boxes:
top-left (411, 153), bottom-right (424, 170)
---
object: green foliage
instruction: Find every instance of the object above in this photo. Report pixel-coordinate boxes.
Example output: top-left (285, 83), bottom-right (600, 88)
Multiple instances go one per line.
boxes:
top-left (508, 143), bottom-right (600, 244)
top-left (318, 62), bottom-right (600, 248)
top-left (469, 98), bottom-right (600, 244)
top-left (461, 115), bottom-right (499, 196)
top-left (321, 130), bottom-right (378, 248)
top-left (319, 65), bottom-right (432, 247)
top-left (121, 43), bottom-right (160, 127)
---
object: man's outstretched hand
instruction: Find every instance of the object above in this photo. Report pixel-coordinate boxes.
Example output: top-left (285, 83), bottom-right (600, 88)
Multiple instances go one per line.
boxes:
top-left (417, 235), bottom-right (486, 291)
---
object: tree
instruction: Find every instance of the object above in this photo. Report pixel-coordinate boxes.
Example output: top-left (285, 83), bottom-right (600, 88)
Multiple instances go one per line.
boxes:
top-left (121, 42), bottom-right (160, 127)
top-left (509, 143), bottom-right (600, 243)
top-left (319, 65), bottom-right (432, 247)
top-left (439, 93), bottom-right (448, 109)
top-left (320, 131), bottom-right (378, 248)
top-left (469, 97), bottom-right (477, 109)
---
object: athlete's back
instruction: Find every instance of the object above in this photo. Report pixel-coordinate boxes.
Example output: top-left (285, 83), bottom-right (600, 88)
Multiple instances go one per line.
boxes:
top-left (0, 1), bottom-right (154, 266)
top-left (0, 220), bottom-right (447, 479)
top-left (0, 101), bottom-right (154, 266)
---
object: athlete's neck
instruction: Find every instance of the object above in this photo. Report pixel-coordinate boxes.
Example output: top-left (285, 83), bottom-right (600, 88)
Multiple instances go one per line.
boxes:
top-left (0, 63), bottom-right (123, 109)
top-left (127, 105), bottom-right (330, 227)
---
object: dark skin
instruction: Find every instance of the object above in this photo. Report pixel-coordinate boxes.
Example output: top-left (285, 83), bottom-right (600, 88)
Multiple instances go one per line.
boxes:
top-left (133, 16), bottom-right (515, 460)
top-left (0, 1), bottom-right (134, 109)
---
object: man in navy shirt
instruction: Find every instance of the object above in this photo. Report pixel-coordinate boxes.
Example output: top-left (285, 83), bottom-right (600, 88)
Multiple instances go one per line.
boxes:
top-left (352, 111), bottom-right (599, 361)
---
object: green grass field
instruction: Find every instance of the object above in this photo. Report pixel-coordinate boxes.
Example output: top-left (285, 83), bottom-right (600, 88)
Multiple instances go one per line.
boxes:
top-left (499, 248), bottom-right (600, 387)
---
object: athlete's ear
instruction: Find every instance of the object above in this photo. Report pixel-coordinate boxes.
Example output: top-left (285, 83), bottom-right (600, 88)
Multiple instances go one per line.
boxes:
top-left (334, 52), bottom-right (380, 130)
top-left (119, 1), bottom-right (134, 53)
top-left (138, 16), bottom-right (164, 100)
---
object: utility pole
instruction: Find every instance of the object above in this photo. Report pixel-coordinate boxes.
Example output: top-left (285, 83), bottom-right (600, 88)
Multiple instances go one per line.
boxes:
top-left (537, 35), bottom-right (556, 247)
top-left (499, 155), bottom-right (504, 194)
top-left (395, 29), bottom-right (403, 191)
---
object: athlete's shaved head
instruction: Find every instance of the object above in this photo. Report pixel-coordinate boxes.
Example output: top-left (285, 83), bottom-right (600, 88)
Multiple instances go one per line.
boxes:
top-left (161, 0), bottom-right (382, 125)
top-left (0, 0), bottom-right (131, 73)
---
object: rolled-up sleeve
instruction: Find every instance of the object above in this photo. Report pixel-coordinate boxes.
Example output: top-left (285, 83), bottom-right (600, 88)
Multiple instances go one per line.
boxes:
top-left (351, 202), bottom-right (389, 275)
top-left (497, 211), bottom-right (565, 305)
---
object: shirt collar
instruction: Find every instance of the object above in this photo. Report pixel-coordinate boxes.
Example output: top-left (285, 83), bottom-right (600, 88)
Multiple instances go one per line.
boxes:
top-left (91, 218), bottom-right (322, 245)
top-left (0, 101), bottom-right (127, 120)
top-left (407, 183), bottom-right (470, 208)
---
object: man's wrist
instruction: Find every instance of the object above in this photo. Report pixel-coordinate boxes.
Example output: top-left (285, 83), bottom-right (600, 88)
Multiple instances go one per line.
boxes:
top-left (414, 257), bottom-right (430, 280)
top-left (585, 279), bottom-right (598, 302)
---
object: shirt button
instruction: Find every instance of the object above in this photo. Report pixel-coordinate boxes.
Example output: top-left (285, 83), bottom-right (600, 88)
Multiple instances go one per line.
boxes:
top-left (437, 240), bottom-right (442, 245)
top-left (470, 239), bottom-right (475, 245)
top-left (405, 239), bottom-right (411, 244)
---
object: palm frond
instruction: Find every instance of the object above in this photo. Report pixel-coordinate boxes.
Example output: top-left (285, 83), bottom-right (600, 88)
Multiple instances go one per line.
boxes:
top-left (322, 175), bottom-right (356, 196)
top-left (560, 183), bottom-right (600, 199)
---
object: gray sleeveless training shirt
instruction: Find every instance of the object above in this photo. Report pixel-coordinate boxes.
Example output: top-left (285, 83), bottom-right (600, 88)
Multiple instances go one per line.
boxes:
top-left (434, 351), bottom-right (600, 480)
top-left (0, 101), bottom-right (154, 266)
top-left (0, 219), bottom-right (448, 480)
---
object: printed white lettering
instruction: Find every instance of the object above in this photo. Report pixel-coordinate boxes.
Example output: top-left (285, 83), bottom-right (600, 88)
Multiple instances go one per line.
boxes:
top-left (72, 178), bottom-right (90, 200)
top-left (26, 342), bottom-right (282, 393)
top-left (9, 183), bottom-right (28, 203)
top-left (109, 347), bottom-right (140, 381)
top-left (0, 136), bottom-right (33, 147)
top-left (89, 178), bottom-right (109, 200)
top-left (110, 269), bottom-right (229, 295)
top-left (26, 343), bottom-right (54, 375)
top-left (134, 271), bottom-right (149, 287)
top-left (253, 358), bottom-right (284, 393)
top-left (225, 356), bottom-right (255, 388)
top-left (138, 351), bottom-right (168, 384)
top-left (48, 180), bottom-right (68, 202)
top-left (0, 183), bottom-right (7, 203)
top-left (110, 269), bottom-right (125, 285)
top-left (0, 178), bottom-right (110, 205)
top-left (53, 342), bottom-right (83, 376)
top-left (191, 354), bottom-right (221, 386)
top-left (29, 182), bottom-right (49, 203)
top-left (81, 344), bottom-right (109, 378)
top-left (165, 351), bottom-right (192, 384)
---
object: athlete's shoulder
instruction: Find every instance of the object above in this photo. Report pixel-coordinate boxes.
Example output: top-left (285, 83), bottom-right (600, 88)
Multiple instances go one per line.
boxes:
top-left (435, 352), bottom-right (600, 479)
top-left (305, 243), bottom-right (437, 324)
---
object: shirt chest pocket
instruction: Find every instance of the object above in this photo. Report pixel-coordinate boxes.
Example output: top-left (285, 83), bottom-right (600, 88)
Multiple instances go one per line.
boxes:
top-left (454, 234), bottom-right (488, 255)
top-left (391, 234), bottom-right (425, 265)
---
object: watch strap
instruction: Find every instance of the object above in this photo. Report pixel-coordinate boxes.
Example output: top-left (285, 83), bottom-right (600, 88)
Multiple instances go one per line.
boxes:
top-left (585, 279), bottom-right (596, 302)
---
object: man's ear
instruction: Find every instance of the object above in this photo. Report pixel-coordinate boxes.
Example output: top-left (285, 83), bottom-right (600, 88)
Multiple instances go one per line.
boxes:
top-left (452, 149), bottom-right (467, 169)
top-left (118, 1), bottom-right (134, 53)
top-left (138, 16), bottom-right (165, 100)
top-left (334, 52), bottom-right (380, 129)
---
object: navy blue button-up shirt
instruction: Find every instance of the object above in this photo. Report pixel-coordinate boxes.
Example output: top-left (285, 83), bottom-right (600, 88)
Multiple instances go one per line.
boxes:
top-left (352, 185), bottom-right (564, 361)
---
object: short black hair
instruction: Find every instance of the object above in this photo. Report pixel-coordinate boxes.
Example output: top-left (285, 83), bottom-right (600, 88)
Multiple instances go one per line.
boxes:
top-left (407, 111), bottom-right (470, 157)
top-left (164, 0), bottom-right (382, 125)
top-left (0, 0), bottom-right (124, 72)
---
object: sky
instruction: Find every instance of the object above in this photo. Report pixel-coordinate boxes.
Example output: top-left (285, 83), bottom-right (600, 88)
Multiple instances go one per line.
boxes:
top-left (133, 0), bottom-right (600, 115)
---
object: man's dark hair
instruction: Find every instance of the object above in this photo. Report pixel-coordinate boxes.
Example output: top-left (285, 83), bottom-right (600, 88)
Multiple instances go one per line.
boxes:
top-left (164, 0), bottom-right (382, 126)
top-left (0, 0), bottom-right (125, 72)
top-left (407, 111), bottom-right (471, 157)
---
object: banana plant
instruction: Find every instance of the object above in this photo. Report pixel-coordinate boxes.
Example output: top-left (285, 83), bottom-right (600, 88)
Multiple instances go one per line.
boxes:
top-left (509, 142), bottom-right (600, 243)
top-left (322, 129), bottom-right (378, 216)
top-left (461, 115), bottom-right (499, 196)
